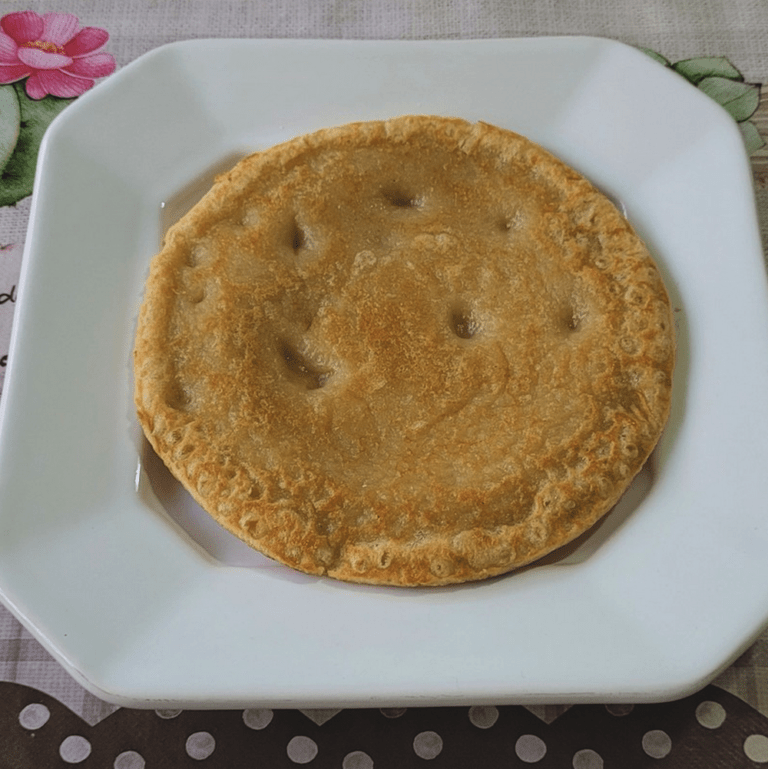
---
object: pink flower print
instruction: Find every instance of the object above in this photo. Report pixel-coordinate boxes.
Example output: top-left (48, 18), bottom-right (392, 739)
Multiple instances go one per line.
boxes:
top-left (0, 11), bottom-right (115, 99)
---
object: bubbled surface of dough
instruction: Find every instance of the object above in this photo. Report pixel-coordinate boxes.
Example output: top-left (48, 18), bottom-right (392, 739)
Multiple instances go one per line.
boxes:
top-left (133, 115), bottom-right (675, 586)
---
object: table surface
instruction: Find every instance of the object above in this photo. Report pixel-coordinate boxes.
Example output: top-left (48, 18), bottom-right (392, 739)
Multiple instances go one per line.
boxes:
top-left (1, 1), bottom-right (768, 766)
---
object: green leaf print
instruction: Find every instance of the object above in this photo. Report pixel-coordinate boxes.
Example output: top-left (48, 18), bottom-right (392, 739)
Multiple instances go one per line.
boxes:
top-left (0, 83), bottom-right (74, 208)
top-left (672, 56), bottom-right (742, 85)
top-left (739, 120), bottom-right (765, 155)
top-left (0, 85), bottom-right (21, 175)
top-left (639, 48), bottom-right (671, 67)
top-left (637, 45), bottom-right (765, 156)
top-left (697, 76), bottom-right (761, 122)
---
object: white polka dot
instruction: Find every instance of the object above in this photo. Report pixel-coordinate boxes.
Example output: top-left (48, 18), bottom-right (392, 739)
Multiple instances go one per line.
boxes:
top-left (413, 731), bottom-right (443, 760)
top-left (186, 731), bottom-right (216, 760)
top-left (468, 705), bottom-right (499, 729)
top-left (19, 703), bottom-right (50, 730)
top-left (114, 750), bottom-right (146, 769)
top-left (342, 750), bottom-right (374, 769)
top-left (744, 734), bottom-right (768, 763)
top-left (380, 708), bottom-right (407, 718)
top-left (515, 734), bottom-right (547, 763)
top-left (695, 700), bottom-right (726, 729)
top-left (243, 708), bottom-right (274, 730)
top-left (605, 704), bottom-right (634, 716)
top-left (573, 748), bottom-right (604, 769)
top-left (60, 735), bottom-right (92, 764)
top-left (155, 709), bottom-right (182, 719)
top-left (642, 730), bottom-right (672, 759)
top-left (287, 736), bottom-right (319, 764)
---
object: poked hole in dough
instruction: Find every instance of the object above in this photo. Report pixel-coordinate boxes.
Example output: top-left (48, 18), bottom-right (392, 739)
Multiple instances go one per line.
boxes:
top-left (247, 480), bottom-right (264, 500)
top-left (185, 243), bottom-right (210, 268)
top-left (495, 207), bottom-right (526, 235)
top-left (563, 308), bottom-right (581, 332)
top-left (281, 214), bottom-right (312, 259)
top-left (562, 296), bottom-right (589, 333)
top-left (381, 185), bottom-right (423, 209)
top-left (449, 303), bottom-right (481, 339)
top-left (291, 219), bottom-right (306, 252)
top-left (187, 284), bottom-right (206, 304)
top-left (278, 338), bottom-right (332, 390)
top-left (165, 381), bottom-right (192, 411)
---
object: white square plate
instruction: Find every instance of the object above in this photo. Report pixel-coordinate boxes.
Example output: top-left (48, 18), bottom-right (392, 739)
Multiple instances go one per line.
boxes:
top-left (2, 37), bottom-right (768, 708)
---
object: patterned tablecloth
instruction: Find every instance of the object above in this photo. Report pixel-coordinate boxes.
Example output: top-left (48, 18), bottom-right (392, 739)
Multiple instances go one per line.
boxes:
top-left (2, 1), bottom-right (768, 766)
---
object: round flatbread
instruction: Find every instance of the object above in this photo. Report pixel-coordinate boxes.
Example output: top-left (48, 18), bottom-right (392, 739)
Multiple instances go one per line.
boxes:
top-left (134, 115), bottom-right (675, 586)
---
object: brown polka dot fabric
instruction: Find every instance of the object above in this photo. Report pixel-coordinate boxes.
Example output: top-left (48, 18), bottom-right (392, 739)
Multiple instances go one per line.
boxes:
top-left (4, 681), bottom-right (768, 767)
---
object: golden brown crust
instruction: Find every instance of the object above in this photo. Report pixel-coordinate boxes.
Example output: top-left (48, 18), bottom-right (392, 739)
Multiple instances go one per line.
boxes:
top-left (133, 115), bottom-right (675, 586)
